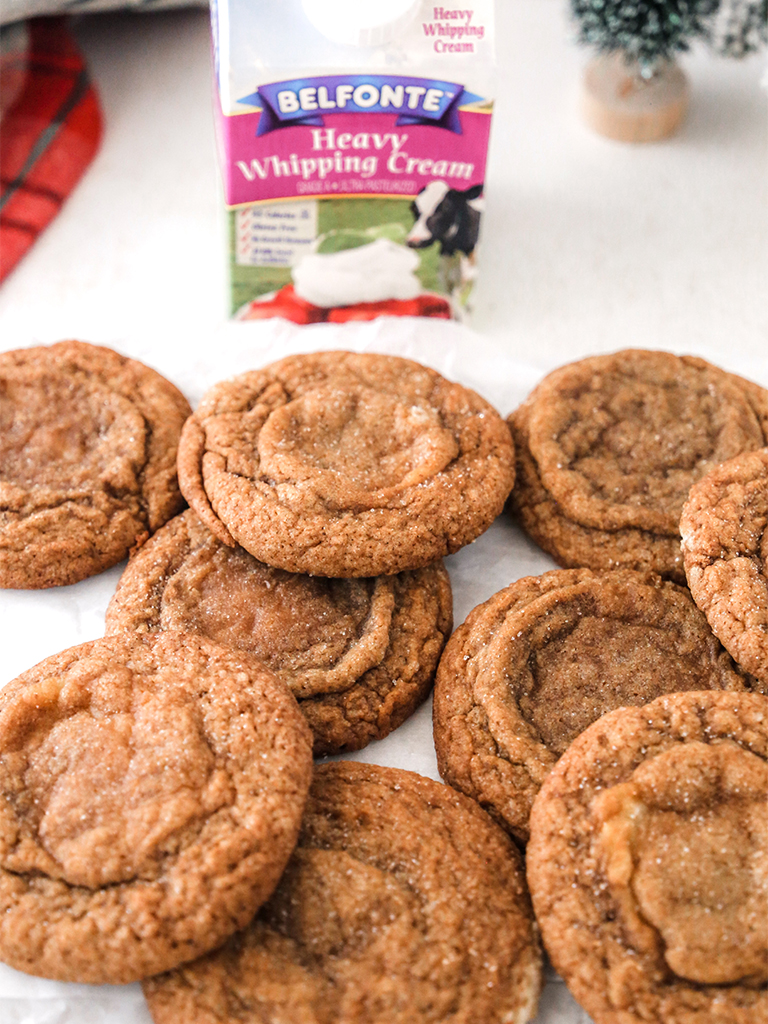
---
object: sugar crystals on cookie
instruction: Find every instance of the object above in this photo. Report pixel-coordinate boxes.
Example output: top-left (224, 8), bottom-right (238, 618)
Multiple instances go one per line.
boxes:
top-left (0, 340), bottom-right (191, 588)
top-left (433, 567), bottom-right (754, 842)
top-left (144, 762), bottom-right (543, 1024)
top-left (106, 509), bottom-right (453, 755)
top-left (508, 349), bottom-right (768, 581)
top-left (526, 692), bottom-right (768, 1024)
top-left (177, 351), bottom-right (515, 577)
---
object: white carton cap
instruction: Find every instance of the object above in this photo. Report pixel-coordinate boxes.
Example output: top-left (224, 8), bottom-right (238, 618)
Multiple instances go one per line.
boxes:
top-left (301, 0), bottom-right (422, 47)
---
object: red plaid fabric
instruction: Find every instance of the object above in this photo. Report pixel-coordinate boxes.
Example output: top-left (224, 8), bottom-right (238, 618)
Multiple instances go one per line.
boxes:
top-left (0, 17), bottom-right (102, 283)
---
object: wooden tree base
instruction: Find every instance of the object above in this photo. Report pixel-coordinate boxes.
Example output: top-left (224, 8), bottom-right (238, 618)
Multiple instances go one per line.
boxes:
top-left (582, 53), bottom-right (689, 143)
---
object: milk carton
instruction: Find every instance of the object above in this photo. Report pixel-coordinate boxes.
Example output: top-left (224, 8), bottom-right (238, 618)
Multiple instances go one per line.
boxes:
top-left (211, 0), bottom-right (495, 322)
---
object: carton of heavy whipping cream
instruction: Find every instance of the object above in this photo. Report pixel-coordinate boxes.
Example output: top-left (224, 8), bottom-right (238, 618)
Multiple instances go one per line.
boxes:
top-left (210, 0), bottom-right (495, 321)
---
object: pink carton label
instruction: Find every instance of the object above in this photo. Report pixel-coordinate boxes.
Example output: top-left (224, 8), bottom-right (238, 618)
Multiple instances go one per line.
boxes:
top-left (215, 72), bottom-right (494, 321)
top-left (217, 75), bottom-right (491, 207)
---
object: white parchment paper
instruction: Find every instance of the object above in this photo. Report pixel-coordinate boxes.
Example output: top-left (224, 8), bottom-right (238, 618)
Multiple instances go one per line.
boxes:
top-left (1, 315), bottom-right (766, 1024)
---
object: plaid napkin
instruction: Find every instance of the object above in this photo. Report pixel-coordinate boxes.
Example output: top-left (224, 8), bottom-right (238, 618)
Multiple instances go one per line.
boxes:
top-left (0, 17), bottom-right (102, 283)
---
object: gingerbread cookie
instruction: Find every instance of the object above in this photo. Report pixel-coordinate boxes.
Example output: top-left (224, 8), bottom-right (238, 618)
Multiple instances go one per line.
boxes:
top-left (105, 510), bottom-right (453, 755)
top-left (143, 761), bottom-right (542, 1024)
top-left (681, 447), bottom-right (768, 687)
top-left (177, 351), bottom-right (515, 577)
top-left (0, 340), bottom-right (191, 588)
top-left (0, 631), bottom-right (312, 984)
top-left (508, 350), bottom-right (768, 582)
top-left (509, 404), bottom-right (686, 581)
top-left (526, 692), bottom-right (768, 1024)
top-left (433, 568), bottom-right (753, 843)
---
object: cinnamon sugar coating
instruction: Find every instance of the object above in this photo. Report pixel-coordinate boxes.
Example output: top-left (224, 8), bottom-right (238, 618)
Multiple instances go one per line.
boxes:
top-left (508, 351), bottom-right (768, 581)
top-left (0, 341), bottom-right (191, 588)
top-left (143, 762), bottom-right (542, 1024)
top-left (106, 510), bottom-right (453, 755)
top-left (433, 568), bottom-right (753, 843)
top-left (177, 351), bottom-right (515, 577)
top-left (527, 692), bottom-right (768, 1024)
top-left (681, 447), bottom-right (768, 687)
top-left (0, 631), bottom-right (312, 984)
top-left (509, 405), bottom-right (686, 581)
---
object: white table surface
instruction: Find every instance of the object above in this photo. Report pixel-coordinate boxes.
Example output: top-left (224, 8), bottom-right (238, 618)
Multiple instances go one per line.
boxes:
top-left (0, 2), bottom-right (766, 1022)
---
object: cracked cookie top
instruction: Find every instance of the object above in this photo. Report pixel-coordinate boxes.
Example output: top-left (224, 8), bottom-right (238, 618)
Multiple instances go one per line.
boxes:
top-left (681, 447), bottom-right (768, 687)
top-left (508, 351), bottom-right (768, 581)
top-left (528, 350), bottom-right (766, 533)
top-left (105, 510), bottom-right (452, 755)
top-left (508, 403), bottom-right (687, 581)
top-left (176, 351), bottom-right (515, 577)
top-left (433, 568), bottom-right (755, 843)
top-left (526, 692), bottom-right (768, 1024)
top-left (0, 631), bottom-right (312, 984)
top-left (143, 761), bottom-right (542, 1024)
top-left (0, 340), bottom-right (191, 588)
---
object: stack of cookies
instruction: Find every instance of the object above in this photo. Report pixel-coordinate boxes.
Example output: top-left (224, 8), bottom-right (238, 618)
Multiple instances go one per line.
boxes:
top-left (1, 340), bottom-right (767, 1024)
top-left (433, 566), bottom-right (759, 842)
top-left (0, 341), bottom-right (549, 1023)
top-left (435, 348), bottom-right (768, 1024)
top-left (105, 348), bottom-right (517, 757)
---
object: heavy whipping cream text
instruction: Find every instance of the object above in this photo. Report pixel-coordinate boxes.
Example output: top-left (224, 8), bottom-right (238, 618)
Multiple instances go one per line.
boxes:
top-left (221, 70), bottom-right (489, 204)
top-left (424, 8), bottom-right (486, 53)
top-left (235, 130), bottom-right (474, 184)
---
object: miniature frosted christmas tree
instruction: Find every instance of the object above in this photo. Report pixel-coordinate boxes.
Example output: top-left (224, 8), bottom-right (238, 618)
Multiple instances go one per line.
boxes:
top-left (572, 0), bottom-right (719, 141)
top-left (704, 0), bottom-right (768, 56)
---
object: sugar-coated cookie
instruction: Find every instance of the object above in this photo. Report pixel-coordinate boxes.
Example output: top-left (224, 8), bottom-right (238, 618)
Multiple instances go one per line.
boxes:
top-left (0, 631), bottom-right (312, 984)
top-left (0, 340), bottom-right (191, 588)
top-left (681, 447), bottom-right (768, 688)
top-left (433, 568), bottom-right (753, 842)
top-left (526, 692), bottom-right (768, 1024)
top-left (177, 351), bottom-right (515, 577)
top-left (106, 510), bottom-right (453, 755)
top-left (144, 761), bottom-right (542, 1024)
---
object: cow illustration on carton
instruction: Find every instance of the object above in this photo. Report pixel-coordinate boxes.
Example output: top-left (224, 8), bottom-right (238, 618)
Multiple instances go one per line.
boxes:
top-left (407, 180), bottom-right (484, 304)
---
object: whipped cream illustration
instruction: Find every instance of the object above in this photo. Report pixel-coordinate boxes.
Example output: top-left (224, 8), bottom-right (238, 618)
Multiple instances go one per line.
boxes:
top-left (292, 238), bottom-right (422, 308)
